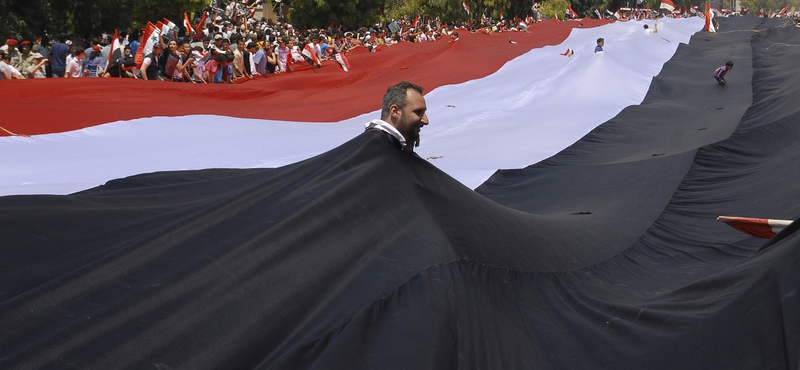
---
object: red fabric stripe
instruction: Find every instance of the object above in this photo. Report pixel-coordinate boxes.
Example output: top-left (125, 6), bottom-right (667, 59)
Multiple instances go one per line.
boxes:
top-left (717, 216), bottom-right (775, 238)
top-left (1, 20), bottom-right (607, 136)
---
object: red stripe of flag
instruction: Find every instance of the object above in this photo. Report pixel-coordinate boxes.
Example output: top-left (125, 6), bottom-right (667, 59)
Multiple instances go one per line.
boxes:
top-left (717, 216), bottom-right (792, 239)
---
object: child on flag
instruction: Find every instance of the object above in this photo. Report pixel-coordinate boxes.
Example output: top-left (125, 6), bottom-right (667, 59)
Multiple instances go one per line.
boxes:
top-left (713, 61), bottom-right (733, 84)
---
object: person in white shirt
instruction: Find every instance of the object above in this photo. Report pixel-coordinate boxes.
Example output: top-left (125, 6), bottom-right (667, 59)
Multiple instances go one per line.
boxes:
top-left (0, 52), bottom-right (13, 79)
top-left (28, 52), bottom-right (48, 78)
top-left (4, 59), bottom-right (24, 79)
top-left (643, 23), bottom-right (658, 33)
top-left (65, 47), bottom-right (85, 78)
top-left (364, 81), bottom-right (429, 152)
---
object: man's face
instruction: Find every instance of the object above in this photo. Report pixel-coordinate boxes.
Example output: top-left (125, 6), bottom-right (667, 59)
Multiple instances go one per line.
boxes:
top-left (391, 89), bottom-right (429, 145)
top-left (152, 46), bottom-right (161, 56)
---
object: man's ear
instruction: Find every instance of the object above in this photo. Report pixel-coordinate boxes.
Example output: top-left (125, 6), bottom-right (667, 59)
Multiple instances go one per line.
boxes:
top-left (390, 104), bottom-right (401, 119)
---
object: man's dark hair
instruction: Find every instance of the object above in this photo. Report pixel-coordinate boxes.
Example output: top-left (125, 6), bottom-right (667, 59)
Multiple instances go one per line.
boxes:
top-left (59, 33), bottom-right (68, 42)
top-left (597, 37), bottom-right (604, 44)
top-left (726, 61), bottom-right (734, 67)
top-left (381, 81), bottom-right (424, 120)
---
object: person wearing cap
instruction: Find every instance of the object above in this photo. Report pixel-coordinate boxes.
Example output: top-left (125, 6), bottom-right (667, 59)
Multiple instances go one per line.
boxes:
top-left (2, 37), bottom-right (21, 65)
top-left (50, 33), bottom-right (71, 77)
top-left (1, 36), bottom-right (17, 53)
top-left (208, 33), bottom-right (224, 56)
top-left (140, 42), bottom-right (163, 80)
top-left (65, 47), bottom-right (85, 78)
top-left (83, 45), bottom-right (105, 77)
top-left (13, 40), bottom-right (34, 75)
top-left (27, 52), bottom-right (47, 78)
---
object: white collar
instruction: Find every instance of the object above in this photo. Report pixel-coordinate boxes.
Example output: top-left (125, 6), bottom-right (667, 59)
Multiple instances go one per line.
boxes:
top-left (364, 119), bottom-right (407, 149)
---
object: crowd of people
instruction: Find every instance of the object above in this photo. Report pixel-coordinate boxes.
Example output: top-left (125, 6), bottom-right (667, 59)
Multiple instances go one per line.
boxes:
top-left (1, 0), bottom-right (796, 81)
top-left (0, 7), bottom-right (516, 83)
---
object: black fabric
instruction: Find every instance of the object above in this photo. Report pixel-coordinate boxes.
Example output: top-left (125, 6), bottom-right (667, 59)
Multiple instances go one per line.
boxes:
top-left (2, 16), bottom-right (800, 369)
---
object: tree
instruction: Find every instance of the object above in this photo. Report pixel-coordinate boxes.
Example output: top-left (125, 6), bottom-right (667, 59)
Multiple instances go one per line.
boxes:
top-left (739, 0), bottom-right (798, 12)
top-left (540, 0), bottom-right (570, 19)
top-left (289, 0), bottom-right (385, 29)
top-left (130, 0), bottom-right (207, 30)
top-left (571, 0), bottom-right (613, 17)
top-left (0, 0), bottom-right (206, 42)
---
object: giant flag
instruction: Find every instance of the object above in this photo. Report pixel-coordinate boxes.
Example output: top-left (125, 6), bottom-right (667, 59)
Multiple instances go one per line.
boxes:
top-left (2, 16), bottom-right (799, 369)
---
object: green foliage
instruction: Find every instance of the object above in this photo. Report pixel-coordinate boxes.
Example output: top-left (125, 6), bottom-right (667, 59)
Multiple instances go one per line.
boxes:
top-left (739, 0), bottom-right (798, 11)
top-left (484, 0), bottom-right (512, 17)
top-left (383, 0), bottom-right (426, 22)
top-left (130, 0), bottom-right (207, 29)
top-left (0, 0), bottom-right (206, 42)
top-left (289, 0), bottom-right (385, 28)
top-left (540, 0), bottom-right (570, 19)
top-left (571, 0), bottom-right (612, 17)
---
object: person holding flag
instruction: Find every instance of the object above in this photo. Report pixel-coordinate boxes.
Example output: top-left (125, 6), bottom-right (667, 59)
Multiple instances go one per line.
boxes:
top-left (566, 5), bottom-right (579, 19)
